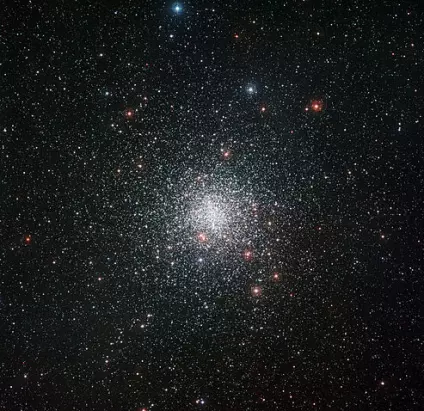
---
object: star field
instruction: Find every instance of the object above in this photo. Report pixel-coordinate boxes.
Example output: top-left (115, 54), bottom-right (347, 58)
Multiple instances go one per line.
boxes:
top-left (0, 1), bottom-right (423, 410)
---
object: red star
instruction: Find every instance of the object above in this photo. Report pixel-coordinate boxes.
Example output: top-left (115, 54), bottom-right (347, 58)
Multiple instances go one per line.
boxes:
top-left (221, 149), bottom-right (232, 160)
top-left (197, 232), bottom-right (208, 243)
top-left (243, 248), bottom-right (253, 261)
top-left (251, 285), bottom-right (262, 297)
top-left (24, 235), bottom-right (31, 245)
top-left (272, 272), bottom-right (280, 281)
top-left (125, 109), bottom-right (134, 118)
top-left (309, 100), bottom-right (323, 112)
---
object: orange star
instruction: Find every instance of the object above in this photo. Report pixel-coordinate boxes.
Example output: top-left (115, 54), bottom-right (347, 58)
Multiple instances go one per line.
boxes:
top-left (310, 100), bottom-right (323, 112)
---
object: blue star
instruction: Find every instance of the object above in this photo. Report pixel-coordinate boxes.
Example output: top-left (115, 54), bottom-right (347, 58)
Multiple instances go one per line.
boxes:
top-left (172, 3), bottom-right (182, 13)
top-left (246, 84), bottom-right (257, 95)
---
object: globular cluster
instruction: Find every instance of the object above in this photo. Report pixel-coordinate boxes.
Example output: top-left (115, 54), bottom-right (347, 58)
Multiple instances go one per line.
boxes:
top-left (1, 1), bottom-right (423, 410)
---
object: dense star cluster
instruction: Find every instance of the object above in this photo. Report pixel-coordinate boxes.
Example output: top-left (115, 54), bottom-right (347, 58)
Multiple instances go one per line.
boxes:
top-left (1, 1), bottom-right (423, 410)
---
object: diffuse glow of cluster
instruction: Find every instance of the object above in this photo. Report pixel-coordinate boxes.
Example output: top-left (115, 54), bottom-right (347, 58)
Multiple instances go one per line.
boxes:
top-left (193, 194), bottom-right (228, 233)
top-left (162, 168), bottom-right (264, 259)
top-left (188, 184), bottom-right (260, 252)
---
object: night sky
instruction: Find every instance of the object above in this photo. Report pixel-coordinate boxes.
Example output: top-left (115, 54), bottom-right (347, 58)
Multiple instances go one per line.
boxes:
top-left (1, 1), bottom-right (423, 410)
